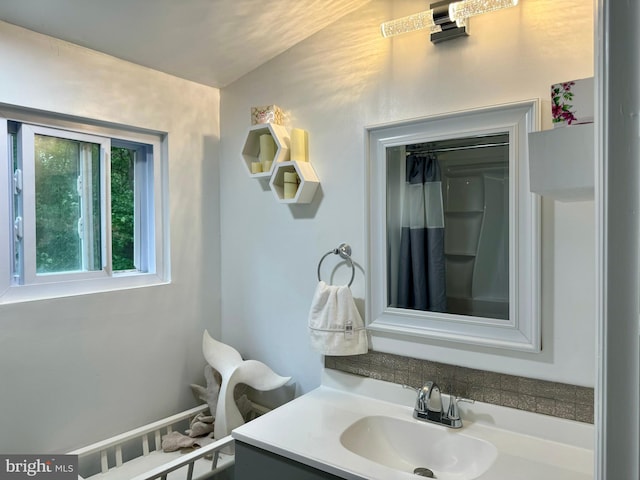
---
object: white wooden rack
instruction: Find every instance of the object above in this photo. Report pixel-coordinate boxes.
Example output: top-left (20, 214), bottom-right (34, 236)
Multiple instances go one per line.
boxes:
top-left (70, 404), bottom-right (235, 480)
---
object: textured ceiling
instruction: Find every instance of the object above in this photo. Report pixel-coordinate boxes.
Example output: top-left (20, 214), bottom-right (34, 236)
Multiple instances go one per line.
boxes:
top-left (0, 0), bottom-right (372, 88)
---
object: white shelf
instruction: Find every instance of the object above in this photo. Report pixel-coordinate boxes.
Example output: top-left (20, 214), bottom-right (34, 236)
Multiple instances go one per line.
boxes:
top-left (528, 123), bottom-right (594, 201)
top-left (242, 123), bottom-right (290, 178)
top-left (242, 123), bottom-right (320, 204)
top-left (269, 161), bottom-right (319, 204)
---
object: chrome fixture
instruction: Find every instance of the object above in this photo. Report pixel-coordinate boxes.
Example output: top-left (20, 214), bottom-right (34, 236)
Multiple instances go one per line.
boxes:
top-left (380, 0), bottom-right (518, 43)
top-left (405, 381), bottom-right (474, 428)
top-left (317, 243), bottom-right (355, 287)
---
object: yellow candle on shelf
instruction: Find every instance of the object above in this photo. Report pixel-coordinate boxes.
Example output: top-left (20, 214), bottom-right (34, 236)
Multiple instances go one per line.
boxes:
top-left (283, 171), bottom-right (299, 199)
top-left (290, 128), bottom-right (308, 162)
top-left (250, 162), bottom-right (263, 174)
top-left (262, 160), bottom-right (273, 172)
top-left (283, 171), bottom-right (299, 183)
top-left (284, 182), bottom-right (298, 199)
top-left (258, 134), bottom-right (276, 163)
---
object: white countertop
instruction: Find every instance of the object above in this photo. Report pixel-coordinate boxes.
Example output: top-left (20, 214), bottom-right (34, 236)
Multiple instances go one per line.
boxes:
top-left (232, 369), bottom-right (594, 480)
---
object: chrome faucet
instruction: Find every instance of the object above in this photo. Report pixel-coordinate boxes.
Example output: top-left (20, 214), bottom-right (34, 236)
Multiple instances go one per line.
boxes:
top-left (405, 381), bottom-right (473, 429)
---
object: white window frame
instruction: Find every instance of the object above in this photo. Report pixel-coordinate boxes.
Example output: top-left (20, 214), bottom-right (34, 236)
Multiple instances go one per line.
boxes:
top-left (0, 107), bottom-right (169, 304)
top-left (111, 139), bottom-right (157, 276)
top-left (18, 124), bottom-right (111, 285)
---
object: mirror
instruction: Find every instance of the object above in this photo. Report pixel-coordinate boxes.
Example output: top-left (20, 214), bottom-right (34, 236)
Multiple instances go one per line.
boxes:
top-left (387, 133), bottom-right (510, 320)
top-left (366, 101), bottom-right (540, 351)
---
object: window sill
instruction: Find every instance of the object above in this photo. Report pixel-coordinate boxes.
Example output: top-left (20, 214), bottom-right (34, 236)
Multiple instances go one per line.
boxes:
top-left (0, 273), bottom-right (170, 305)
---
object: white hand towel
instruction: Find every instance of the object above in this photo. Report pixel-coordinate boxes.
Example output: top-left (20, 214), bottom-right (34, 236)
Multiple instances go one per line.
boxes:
top-left (308, 281), bottom-right (368, 356)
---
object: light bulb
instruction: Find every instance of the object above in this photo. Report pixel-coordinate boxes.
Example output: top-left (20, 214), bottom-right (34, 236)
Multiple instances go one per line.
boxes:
top-left (380, 10), bottom-right (443, 38)
top-left (448, 0), bottom-right (519, 23)
top-left (380, 0), bottom-right (518, 39)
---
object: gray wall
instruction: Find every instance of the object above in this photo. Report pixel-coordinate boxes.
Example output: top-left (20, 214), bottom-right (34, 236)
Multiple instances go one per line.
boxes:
top-left (0, 0), bottom-right (600, 457)
top-left (219, 0), bottom-right (596, 394)
top-left (0, 21), bottom-right (221, 453)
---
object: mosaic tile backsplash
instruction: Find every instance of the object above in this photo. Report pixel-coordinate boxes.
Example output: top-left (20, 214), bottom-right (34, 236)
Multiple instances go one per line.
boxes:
top-left (325, 351), bottom-right (594, 424)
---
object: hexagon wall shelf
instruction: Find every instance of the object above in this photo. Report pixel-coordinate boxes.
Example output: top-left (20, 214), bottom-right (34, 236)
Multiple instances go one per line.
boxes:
top-left (242, 123), bottom-right (290, 178)
top-left (269, 161), bottom-right (320, 204)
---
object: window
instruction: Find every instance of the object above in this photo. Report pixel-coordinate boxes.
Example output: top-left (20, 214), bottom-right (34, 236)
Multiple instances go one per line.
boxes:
top-left (1, 110), bottom-right (168, 303)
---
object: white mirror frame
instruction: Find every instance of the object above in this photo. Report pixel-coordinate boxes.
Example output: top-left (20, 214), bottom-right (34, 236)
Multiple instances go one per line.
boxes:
top-left (366, 100), bottom-right (541, 352)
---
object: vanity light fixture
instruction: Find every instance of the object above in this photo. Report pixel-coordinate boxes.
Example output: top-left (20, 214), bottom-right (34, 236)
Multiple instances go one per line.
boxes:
top-left (380, 0), bottom-right (518, 43)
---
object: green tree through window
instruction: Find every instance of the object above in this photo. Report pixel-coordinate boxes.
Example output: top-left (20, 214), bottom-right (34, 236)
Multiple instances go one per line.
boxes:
top-left (111, 147), bottom-right (135, 271)
top-left (34, 135), bottom-right (101, 273)
top-left (31, 142), bottom-right (136, 274)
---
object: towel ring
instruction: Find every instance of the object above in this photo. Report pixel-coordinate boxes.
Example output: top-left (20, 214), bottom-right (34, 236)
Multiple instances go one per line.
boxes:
top-left (317, 243), bottom-right (355, 287)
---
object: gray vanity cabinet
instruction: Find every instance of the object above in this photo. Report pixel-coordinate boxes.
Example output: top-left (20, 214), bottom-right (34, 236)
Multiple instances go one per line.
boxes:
top-left (234, 441), bottom-right (348, 480)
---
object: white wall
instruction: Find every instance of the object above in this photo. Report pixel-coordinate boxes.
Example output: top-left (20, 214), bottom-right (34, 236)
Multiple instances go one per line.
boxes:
top-left (220, 0), bottom-right (595, 393)
top-left (0, 22), bottom-right (221, 453)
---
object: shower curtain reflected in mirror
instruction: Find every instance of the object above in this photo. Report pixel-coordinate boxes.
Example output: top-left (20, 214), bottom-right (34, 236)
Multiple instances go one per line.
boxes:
top-left (396, 153), bottom-right (447, 312)
top-left (387, 135), bottom-right (510, 320)
top-left (371, 103), bottom-right (539, 350)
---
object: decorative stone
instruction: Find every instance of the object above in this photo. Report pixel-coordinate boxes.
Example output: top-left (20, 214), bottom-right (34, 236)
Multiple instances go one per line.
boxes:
top-left (190, 364), bottom-right (222, 418)
top-left (251, 104), bottom-right (285, 126)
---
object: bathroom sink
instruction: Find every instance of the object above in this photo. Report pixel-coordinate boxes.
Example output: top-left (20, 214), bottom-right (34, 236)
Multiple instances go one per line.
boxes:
top-left (339, 415), bottom-right (497, 479)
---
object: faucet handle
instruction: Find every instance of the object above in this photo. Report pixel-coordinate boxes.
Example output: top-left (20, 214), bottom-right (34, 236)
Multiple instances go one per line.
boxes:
top-left (447, 396), bottom-right (460, 421)
top-left (447, 397), bottom-right (475, 422)
top-left (402, 384), bottom-right (419, 393)
top-left (402, 384), bottom-right (422, 408)
top-left (442, 396), bottom-right (475, 428)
